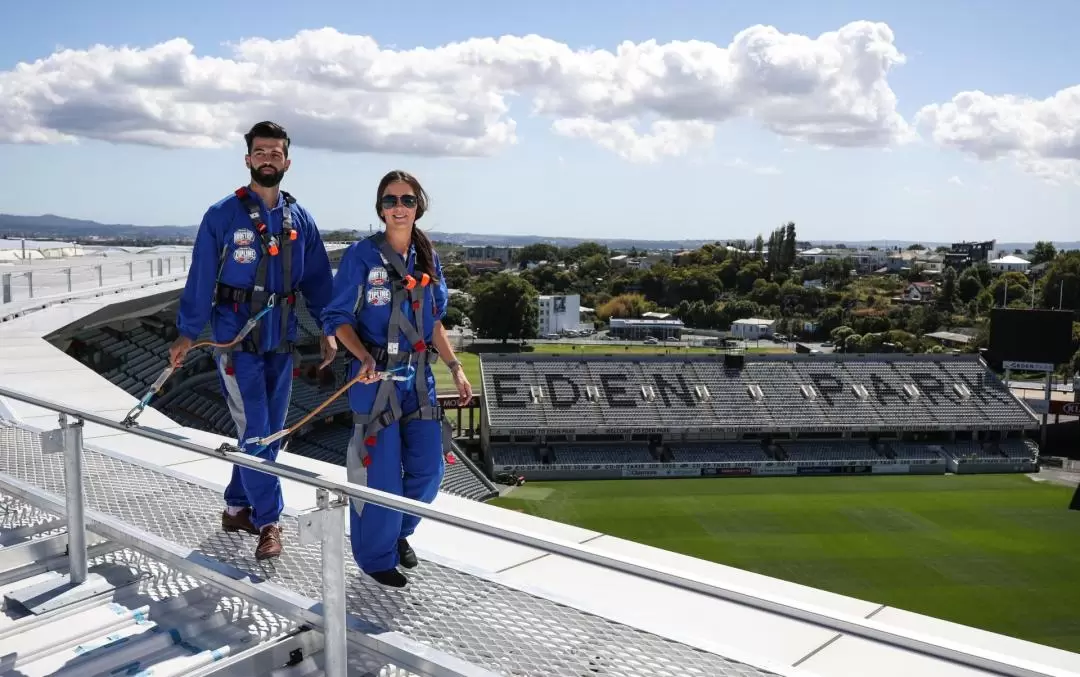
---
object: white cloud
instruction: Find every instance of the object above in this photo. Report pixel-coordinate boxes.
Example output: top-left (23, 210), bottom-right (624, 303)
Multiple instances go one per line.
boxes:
top-left (0, 22), bottom-right (914, 161)
top-left (915, 86), bottom-right (1080, 184)
top-left (947, 175), bottom-right (963, 185)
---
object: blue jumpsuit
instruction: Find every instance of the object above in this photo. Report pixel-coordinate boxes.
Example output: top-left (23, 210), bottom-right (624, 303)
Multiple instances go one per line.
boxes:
top-left (321, 236), bottom-right (449, 574)
top-left (176, 188), bottom-right (333, 530)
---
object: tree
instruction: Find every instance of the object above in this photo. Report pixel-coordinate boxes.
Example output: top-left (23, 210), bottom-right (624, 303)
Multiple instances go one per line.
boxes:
top-left (957, 270), bottom-right (983, 303)
top-left (442, 264), bottom-right (471, 290)
top-left (597, 294), bottom-right (652, 321)
top-left (1028, 241), bottom-right (1057, 266)
top-left (1039, 251), bottom-right (1080, 312)
top-left (515, 243), bottom-right (559, 266)
top-left (469, 273), bottom-right (539, 343)
top-left (937, 266), bottom-right (957, 311)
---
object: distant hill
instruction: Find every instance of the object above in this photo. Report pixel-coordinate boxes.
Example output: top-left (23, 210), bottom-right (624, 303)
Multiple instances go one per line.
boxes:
top-left (0, 214), bottom-right (197, 240)
top-left (1, 213), bottom-right (1077, 253)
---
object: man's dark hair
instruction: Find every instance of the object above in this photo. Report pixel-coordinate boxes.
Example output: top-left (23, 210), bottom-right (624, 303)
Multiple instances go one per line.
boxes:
top-left (244, 121), bottom-right (290, 156)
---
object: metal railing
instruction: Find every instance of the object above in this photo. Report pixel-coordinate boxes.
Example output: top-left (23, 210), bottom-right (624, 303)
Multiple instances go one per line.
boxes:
top-left (1, 255), bottom-right (190, 306)
top-left (0, 384), bottom-right (1073, 677)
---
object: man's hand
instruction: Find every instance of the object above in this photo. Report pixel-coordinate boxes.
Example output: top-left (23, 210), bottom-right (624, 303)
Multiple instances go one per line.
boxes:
top-left (168, 336), bottom-right (194, 368)
top-left (319, 334), bottom-right (338, 369)
top-left (356, 350), bottom-right (380, 384)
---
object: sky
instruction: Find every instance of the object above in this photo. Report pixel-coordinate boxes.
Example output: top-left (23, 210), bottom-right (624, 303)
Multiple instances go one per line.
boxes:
top-left (1, 0), bottom-right (1078, 244)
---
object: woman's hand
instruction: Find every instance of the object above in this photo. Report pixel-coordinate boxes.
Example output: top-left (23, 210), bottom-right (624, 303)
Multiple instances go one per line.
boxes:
top-left (452, 365), bottom-right (473, 404)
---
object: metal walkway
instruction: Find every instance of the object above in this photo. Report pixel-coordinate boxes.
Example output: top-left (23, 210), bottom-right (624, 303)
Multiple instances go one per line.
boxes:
top-left (0, 489), bottom-right (426, 677)
top-left (0, 422), bottom-right (777, 677)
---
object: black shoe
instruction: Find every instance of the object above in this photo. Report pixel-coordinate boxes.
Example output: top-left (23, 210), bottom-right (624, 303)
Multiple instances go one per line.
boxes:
top-left (369, 568), bottom-right (408, 588)
top-left (397, 538), bottom-right (418, 569)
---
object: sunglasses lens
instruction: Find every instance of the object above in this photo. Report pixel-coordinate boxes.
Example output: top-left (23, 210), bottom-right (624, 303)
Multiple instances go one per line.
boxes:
top-left (381, 194), bottom-right (418, 209)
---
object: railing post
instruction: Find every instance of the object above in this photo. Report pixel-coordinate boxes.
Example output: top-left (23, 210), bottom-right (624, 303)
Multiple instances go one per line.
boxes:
top-left (97, 264), bottom-right (103, 287)
top-left (3, 272), bottom-right (11, 303)
top-left (299, 488), bottom-right (348, 677)
top-left (60, 412), bottom-right (88, 583)
top-left (66, 268), bottom-right (72, 292)
top-left (26, 271), bottom-right (33, 298)
top-left (128, 261), bottom-right (134, 281)
top-left (3, 411), bottom-right (134, 615)
top-left (149, 260), bottom-right (154, 277)
top-left (157, 258), bottom-right (163, 276)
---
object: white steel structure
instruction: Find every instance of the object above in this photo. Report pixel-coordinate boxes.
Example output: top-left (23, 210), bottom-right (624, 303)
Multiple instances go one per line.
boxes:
top-left (0, 252), bottom-right (1078, 677)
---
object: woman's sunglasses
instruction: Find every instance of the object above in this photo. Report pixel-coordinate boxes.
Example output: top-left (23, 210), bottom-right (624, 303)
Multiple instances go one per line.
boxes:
top-left (381, 194), bottom-right (418, 209)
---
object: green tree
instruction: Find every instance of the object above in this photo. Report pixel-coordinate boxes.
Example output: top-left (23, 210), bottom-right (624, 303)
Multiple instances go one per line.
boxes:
top-left (515, 243), bottom-right (559, 265)
top-left (957, 269), bottom-right (983, 303)
top-left (469, 273), bottom-right (539, 343)
top-left (1028, 241), bottom-right (1057, 266)
top-left (442, 263), bottom-right (471, 290)
top-left (565, 242), bottom-right (608, 262)
top-left (938, 266), bottom-right (957, 311)
top-left (1039, 251), bottom-right (1080, 312)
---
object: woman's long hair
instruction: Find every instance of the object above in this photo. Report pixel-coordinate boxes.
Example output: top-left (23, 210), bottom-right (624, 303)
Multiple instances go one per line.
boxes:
top-left (376, 170), bottom-right (437, 280)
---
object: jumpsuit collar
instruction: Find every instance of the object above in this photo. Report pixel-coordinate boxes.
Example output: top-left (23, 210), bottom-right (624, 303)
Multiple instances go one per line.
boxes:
top-left (246, 186), bottom-right (285, 212)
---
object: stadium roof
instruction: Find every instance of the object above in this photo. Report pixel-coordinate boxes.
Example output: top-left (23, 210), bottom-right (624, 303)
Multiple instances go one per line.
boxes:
top-left (0, 250), bottom-right (1078, 676)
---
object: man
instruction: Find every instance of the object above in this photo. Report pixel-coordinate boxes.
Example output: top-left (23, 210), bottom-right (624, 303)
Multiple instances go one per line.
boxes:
top-left (169, 121), bottom-right (336, 560)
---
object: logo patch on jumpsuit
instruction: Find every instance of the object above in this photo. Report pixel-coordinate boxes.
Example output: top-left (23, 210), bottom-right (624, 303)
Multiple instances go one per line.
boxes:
top-left (233, 246), bottom-right (257, 264)
top-left (367, 266), bottom-right (389, 287)
top-left (233, 228), bottom-right (255, 246)
top-left (366, 286), bottom-right (391, 306)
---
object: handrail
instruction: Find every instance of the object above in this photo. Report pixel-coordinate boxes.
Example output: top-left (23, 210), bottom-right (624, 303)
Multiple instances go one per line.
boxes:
top-left (0, 384), bottom-right (1072, 677)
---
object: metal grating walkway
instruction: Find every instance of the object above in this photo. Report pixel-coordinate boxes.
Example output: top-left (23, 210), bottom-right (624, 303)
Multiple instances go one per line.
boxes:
top-left (0, 490), bottom-right (428, 677)
top-left (0, 422), bottom-right (780, 677)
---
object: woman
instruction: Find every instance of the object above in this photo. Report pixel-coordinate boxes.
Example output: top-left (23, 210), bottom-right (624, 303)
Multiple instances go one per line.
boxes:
top-left (322, 170), bottom-right (473, 588)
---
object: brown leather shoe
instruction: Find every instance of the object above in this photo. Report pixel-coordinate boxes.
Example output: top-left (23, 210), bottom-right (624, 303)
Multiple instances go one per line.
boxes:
top-left (222, 507), bottom-right (258, 535)
top-left (255, 524), bottom-right (283, 560)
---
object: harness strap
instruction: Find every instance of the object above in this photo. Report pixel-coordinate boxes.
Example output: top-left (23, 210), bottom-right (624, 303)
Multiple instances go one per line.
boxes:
top-left (351, 231), bottom-right (444, 448)
top-left (229, 186), bottom-right (297, 354)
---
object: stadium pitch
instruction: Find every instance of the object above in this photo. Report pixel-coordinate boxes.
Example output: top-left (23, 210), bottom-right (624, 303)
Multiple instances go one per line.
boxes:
top-left (492, 474), bottom-right (1080, 653)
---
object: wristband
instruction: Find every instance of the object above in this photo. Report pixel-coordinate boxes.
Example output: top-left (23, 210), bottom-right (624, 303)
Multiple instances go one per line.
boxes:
top-left (447, 359), bottom-right (462, 373)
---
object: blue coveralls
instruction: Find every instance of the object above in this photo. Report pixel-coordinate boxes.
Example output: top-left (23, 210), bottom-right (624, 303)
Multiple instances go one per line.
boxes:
top-left (176, 187), bottom-right (333, 530)
top-left (321, 234), bottom-right (450, 574)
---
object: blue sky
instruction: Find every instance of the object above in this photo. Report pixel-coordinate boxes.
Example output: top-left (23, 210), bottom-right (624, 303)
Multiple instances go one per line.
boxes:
top-left (1, 0), bottom-right (1077, 244)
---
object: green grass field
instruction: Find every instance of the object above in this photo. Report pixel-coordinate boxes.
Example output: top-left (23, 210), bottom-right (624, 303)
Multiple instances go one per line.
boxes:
top-left (492, 474), bottom-right (1080, 653)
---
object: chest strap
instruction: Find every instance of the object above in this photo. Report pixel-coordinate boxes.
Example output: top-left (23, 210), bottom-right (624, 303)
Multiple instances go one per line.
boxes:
top-left (232, 186), bottom-right (297, 353)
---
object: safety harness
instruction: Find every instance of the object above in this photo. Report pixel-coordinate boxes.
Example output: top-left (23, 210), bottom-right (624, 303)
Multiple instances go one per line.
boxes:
top-left (212, 186), bottom-right (302, 382)
top-left (351, 232), bottom-right (453, 461)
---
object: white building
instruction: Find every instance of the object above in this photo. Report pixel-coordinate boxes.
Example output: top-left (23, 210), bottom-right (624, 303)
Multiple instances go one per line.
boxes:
top-left (0, 238), bottom-right (84, 260)
top-left (730, 318), bottom-right (776, 340)
top-left (538, 294), bottom-right (581, 336)
top-left (989, 255), bottom-right (1030, 274)
top-left (797, 247), bottom-right (888, 272)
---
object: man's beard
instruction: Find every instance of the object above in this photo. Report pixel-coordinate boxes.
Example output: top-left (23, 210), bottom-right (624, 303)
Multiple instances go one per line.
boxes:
top-left (250, 164), bottom-right (285, 188)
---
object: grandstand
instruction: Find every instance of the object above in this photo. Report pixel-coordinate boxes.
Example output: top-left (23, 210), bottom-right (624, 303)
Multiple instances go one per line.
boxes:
top-left (54, 293), bottom-right (499, 503)
top-left (479, 352), bottom-right (1042, 481)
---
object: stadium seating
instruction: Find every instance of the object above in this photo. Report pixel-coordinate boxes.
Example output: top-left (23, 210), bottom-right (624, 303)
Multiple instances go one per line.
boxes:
top-left (481, 352), bottom-right (1041, 477)
top-left (481, 353), bottom-right (1040, 433)
top-left (64, 312), bottom-right (499, 503)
